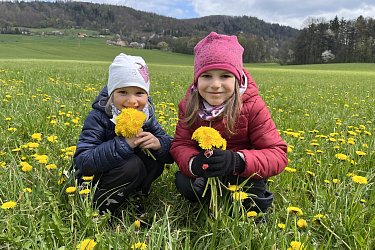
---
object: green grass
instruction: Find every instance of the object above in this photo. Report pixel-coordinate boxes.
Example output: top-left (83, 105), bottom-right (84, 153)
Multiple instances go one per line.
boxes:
top-left (0, 34), bottom-right (194, 65)
top-left (0, 35), bottom-right (374, 249)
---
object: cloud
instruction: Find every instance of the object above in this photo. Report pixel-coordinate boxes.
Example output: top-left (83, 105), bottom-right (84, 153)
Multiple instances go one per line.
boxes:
top-left (190, 0), bottom-right (375, 28)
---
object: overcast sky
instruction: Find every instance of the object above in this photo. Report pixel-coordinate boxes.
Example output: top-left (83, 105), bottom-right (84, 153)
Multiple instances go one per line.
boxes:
top-left (27, 0), bottom-right (375, 28)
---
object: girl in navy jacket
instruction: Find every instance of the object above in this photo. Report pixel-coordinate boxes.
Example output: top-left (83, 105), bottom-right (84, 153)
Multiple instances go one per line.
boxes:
top-left (74, 53), bottom-right (173, 215)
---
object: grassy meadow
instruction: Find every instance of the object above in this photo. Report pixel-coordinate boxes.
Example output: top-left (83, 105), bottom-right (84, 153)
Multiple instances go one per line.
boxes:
top-left (0, 34), bottom-right (374, 249)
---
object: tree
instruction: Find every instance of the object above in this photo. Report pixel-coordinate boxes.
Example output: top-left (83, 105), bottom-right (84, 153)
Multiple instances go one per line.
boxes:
top-left (321, 50), bottom-right (335, 63)
top-left (157, 41), bottom-right (169, 51)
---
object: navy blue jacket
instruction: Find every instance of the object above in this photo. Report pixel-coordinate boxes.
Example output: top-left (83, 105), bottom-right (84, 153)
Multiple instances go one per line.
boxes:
top-left (73, 86), bottom-right (174, 176)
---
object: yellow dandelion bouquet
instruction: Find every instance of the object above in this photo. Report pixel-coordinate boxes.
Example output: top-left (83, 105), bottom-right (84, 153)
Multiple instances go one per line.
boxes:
top-left (192, 126), bottom-right (227, 219)
top-left (115, 108), bottom-right (155, 159)
top-left (115, 108), bottom-right (146, 137)
top-left (191, 126), bottom-right (227, 151)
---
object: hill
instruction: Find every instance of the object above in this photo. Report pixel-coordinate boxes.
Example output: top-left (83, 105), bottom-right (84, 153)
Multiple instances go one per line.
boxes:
top-left (0, 1), bottom-right (298, 63)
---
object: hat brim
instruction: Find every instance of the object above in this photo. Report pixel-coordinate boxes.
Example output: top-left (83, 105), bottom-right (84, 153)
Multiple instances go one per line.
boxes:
top-left (194, 63), bottom-right (241, 85)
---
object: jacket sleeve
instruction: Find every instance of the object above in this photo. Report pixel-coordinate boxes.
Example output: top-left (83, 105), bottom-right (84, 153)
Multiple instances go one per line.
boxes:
top-left (144, 114), bottom-right (174, 164)
top-left (239, 97), bottom-right (288, 179)
top-left (73, 110), bottom-right (135, 176)
top-left (170, 99), bottom-right (200, 178)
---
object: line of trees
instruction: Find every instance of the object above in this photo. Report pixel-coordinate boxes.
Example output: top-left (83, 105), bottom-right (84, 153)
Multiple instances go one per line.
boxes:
top-left (280, 16), bottom-right (375, 64)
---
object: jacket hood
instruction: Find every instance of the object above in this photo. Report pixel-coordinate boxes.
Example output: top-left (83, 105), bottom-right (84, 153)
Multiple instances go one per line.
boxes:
top-left (241, 68), bottom-right (259, 104)
top-left (92, 86), bottom-right (109, 112)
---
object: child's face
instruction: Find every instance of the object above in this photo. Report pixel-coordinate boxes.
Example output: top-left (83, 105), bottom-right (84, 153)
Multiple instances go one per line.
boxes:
top-left (197, 69), bottom-right (236, 106)
top-left (113, 86), bottom-right (148, 111)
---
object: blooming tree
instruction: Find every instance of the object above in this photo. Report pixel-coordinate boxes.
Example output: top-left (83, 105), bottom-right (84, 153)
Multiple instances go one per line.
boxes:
top-left (321, 50), bottom-right (335, 63)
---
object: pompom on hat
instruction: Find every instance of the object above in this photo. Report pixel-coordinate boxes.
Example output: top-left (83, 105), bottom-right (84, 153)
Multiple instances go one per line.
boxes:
top-left (107, 53), bottom-right (150, 96)
top-left (193, 32), bottom-right (244, 85)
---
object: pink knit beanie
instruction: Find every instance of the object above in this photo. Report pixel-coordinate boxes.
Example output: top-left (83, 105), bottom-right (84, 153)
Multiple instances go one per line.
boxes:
top-left (193, 32), bottom-right (244, 85)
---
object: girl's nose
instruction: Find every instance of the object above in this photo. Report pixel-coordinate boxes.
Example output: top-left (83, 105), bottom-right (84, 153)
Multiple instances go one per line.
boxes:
top-left (126, 95), bottom-right (136, 105)
top-left (211, 77), bottom-right (221, 88)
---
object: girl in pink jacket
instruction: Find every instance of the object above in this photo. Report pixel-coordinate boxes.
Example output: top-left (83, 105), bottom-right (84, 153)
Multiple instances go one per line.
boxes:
top-left (170, 32), bottom-right (288, 215)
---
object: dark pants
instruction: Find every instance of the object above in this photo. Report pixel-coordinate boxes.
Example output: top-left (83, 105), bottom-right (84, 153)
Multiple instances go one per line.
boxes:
top-left (91, 151), bottom-right (164, 214)
top-left (175, 171), bottom-right (273, 213)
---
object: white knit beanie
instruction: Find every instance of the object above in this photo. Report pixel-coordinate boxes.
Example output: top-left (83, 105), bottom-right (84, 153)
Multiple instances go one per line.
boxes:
top-left (107, 53), bottom-right (150, 96)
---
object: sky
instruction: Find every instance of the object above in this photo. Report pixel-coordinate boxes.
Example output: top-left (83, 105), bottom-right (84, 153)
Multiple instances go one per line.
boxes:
top-left (23, 0), bottom-right (375, 29)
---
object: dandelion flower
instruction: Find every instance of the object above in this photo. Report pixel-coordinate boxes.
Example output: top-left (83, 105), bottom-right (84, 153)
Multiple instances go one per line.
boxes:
top-left (20, 162), bottom-right (33, 172)
top-left (191, 126), bottom-right (226, 150)
top-left (232, 191), bottom-right (249, 201)
top-left (306, 170), bottom-right (315, 177)
top-left (115, 108), bottom-right (146, 138)
top-left (47, 135), bottom-right (58, 142)
top-left (352, 175), bottom-right (368, 184)
top-left (27, 142), bottom-right (39, 149)
top-left (312, 213), bottom-right (325, 223)
top-left (76, 239), bottom-right (97, 250)
top-left (287, 206), bottom-right (303, 216)
top-left (335, 153), bottom-right (348, 161)
top-left (288, 241), bottom-right (303, 250)
top-left (82, 176), bottom-right (94, 182)
top-left (66, 187), bottom-right (77, 194)
top-left (247, 211), bottom-right (257, 218)
top-left (46, 164), bottom-right (57, 170)
top-left (277, 223), bottom-right (286, 230)
top-left (297, 219), bottom-right (308, 228)
top-left (79, 188), bottom-right (91, 195)
top-left (134, 219), bottom-right (141, 229)
top-left (23, 188), bottom-right (32, 193)
top-left (58, 177), bottom-right (66, 185)
top-left (1, 201), bottom-right (17, 209)
top-left (33, 154), bottom-right (48, 164)
top-left (31, 133), bottom-right (42, 141)
top-left (332, 179), bottom-right (340, 184)
top-left (285, 167), bottom-right (297, 173)
top-left (227, 185), bottom-right (240, 192)
top-left (355, 151), bottom-right (366, 156)
top-left (131, 242), bottom-right (147, 250)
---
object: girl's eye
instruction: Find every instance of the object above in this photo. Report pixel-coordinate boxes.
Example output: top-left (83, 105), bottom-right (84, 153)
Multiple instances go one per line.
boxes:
top-left (201, 74), bottom-right (211, 78)
top-left (222, 74), bottom-right (233, 78)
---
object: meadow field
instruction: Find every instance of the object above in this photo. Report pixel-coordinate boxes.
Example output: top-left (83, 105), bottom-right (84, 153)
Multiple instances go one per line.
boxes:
top-left (0, 34), bottom-right (374, 249)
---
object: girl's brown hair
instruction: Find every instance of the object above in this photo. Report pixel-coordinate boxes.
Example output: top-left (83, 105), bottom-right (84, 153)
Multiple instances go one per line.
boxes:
top-left (185, 82), bottom-right (242, 135)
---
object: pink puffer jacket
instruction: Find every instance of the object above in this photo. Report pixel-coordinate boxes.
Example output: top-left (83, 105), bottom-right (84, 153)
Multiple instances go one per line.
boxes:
top-left (170, 69), bottom-right (288, 179)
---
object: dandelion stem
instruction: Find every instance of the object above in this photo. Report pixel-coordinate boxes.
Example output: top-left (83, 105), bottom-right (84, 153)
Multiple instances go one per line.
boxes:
top-left (143, 148), bottom-right (156, 160)
top-left (202, 177), bottom-right (221, 219)
top-left (320, 221), bottom-right (351, 250)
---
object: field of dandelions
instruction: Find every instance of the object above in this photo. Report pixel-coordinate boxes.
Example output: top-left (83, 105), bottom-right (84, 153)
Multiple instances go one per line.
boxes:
top-left (0, 37), bottom-right (374, 249)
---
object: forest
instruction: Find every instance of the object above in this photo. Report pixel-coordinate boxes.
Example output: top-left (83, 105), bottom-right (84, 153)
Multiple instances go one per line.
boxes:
top-left (0, 1), bottom-right (374, 64)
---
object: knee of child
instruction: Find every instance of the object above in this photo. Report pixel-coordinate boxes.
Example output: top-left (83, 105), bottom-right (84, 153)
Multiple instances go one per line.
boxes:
top-left (119, 155), bottom-right (147, 180)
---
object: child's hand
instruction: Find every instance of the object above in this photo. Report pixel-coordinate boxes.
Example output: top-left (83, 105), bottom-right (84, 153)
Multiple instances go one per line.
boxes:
top-left (192, 149), bottom-right (245, 177)
top-left (134, 131), bottom-right (161, 151)
top-left (125, 136), bottom-right (138, 149)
